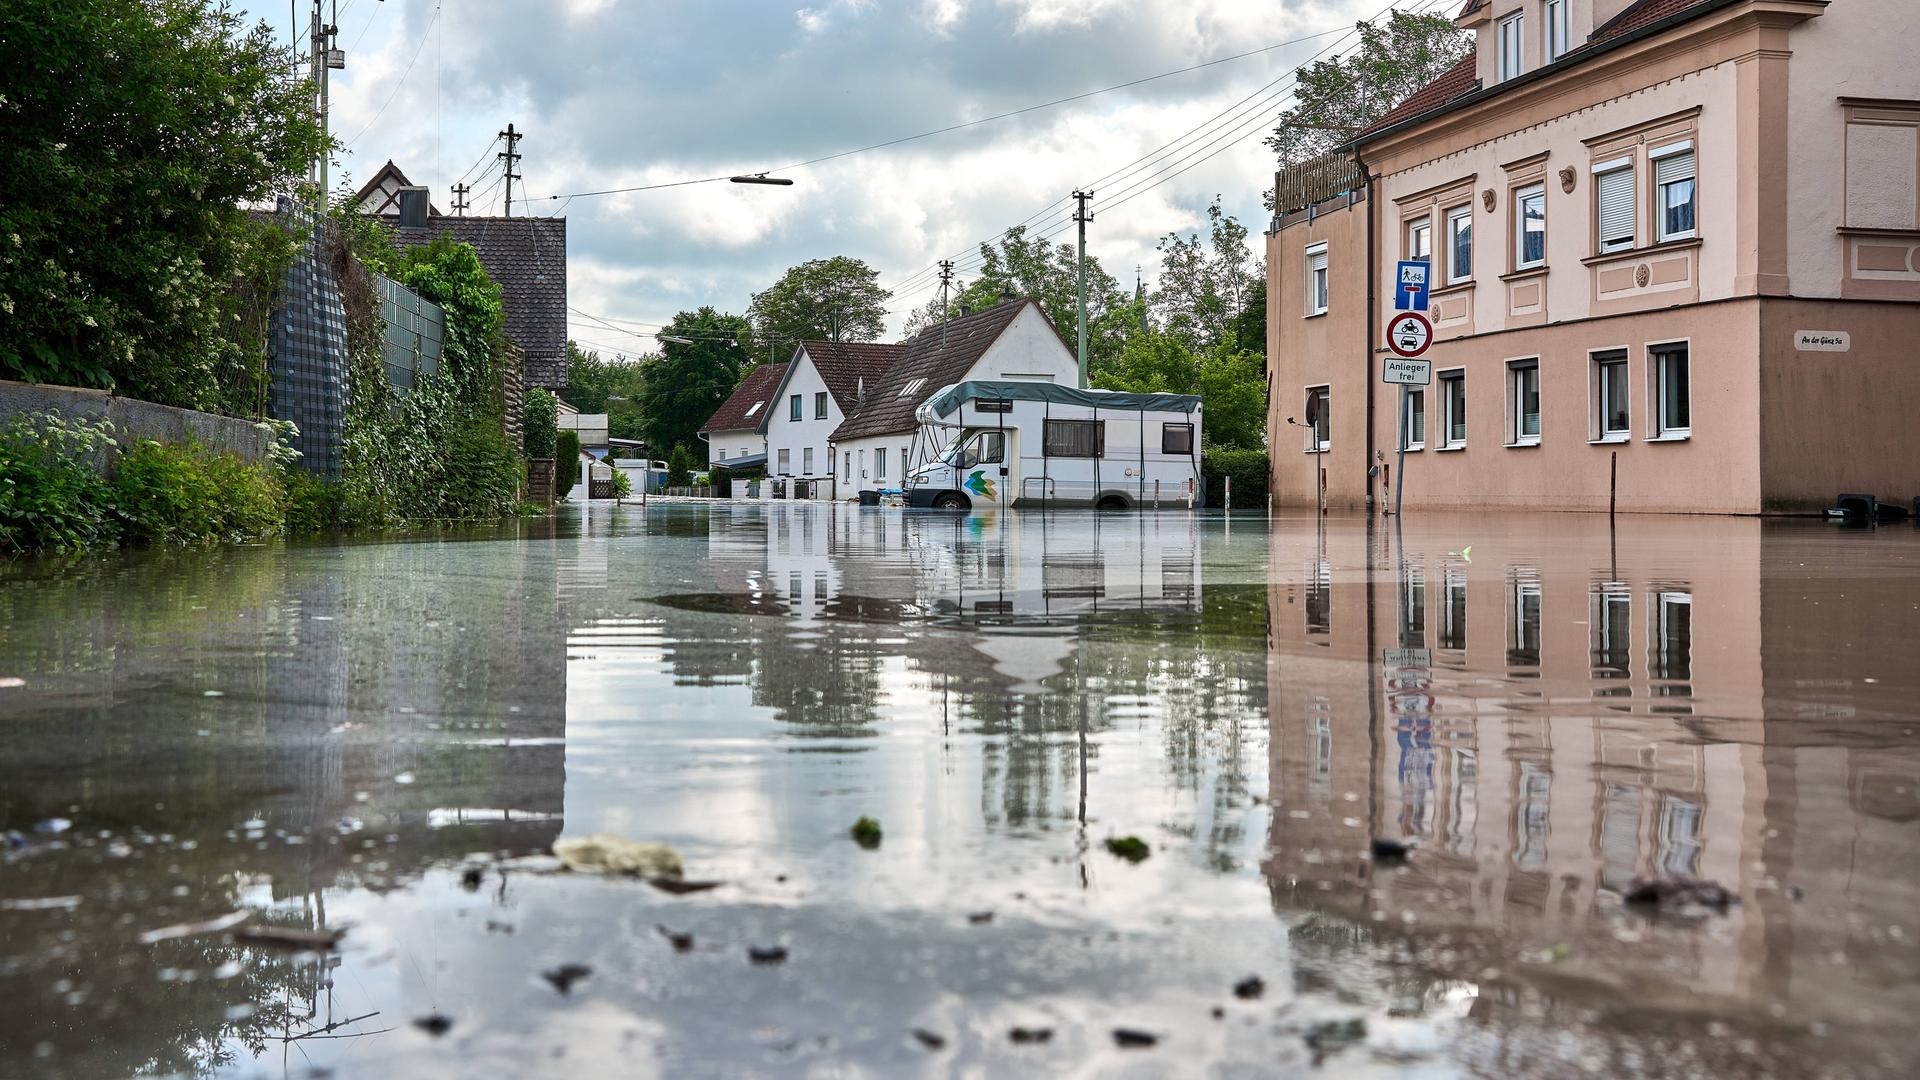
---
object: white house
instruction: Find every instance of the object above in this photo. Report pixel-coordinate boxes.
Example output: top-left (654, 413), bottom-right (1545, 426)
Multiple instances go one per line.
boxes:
top-left (829, 298), bottom-right (1080, 498)
top-left (760, 341), bottom-right (903, 495)
top-left (698, 361), bottom-right (786, 472)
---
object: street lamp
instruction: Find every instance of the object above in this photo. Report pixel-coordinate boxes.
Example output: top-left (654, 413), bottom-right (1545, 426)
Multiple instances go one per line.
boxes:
top-left (729, 173), bottom-right (794, 186)
top-left (656, 334), bottom-right (694, 345)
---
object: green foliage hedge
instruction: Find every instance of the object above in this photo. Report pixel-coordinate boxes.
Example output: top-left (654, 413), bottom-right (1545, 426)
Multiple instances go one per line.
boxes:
top-left (111, 438), bottom-right (283, 545)
top-left (554, 430), bottom-right (580, 499)
top-left (0, 411), bottom-right (119, 550)
top-left (523, 388), bottom-right (558, 459)
top-left (1202, 447), bottom-right (1270, 509)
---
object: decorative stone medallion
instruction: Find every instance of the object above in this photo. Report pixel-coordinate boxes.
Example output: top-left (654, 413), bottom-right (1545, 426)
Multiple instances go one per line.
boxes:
top-left (1482, 189), bottom-right (1496, 212)
top-left (1559, 166), bottom-right (1577, 194)
top-left (1635, 264), bottom-right (1651, 288)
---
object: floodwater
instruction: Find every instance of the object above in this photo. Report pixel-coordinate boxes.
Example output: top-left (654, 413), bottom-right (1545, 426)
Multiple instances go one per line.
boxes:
top-left (2, 504), bottom-right (1917, 1079)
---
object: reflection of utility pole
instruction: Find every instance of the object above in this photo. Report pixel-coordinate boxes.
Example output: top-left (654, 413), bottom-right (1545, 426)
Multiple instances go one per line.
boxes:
top-left (938, 260), bottom-right (955, 346)
top-left (498, 123), bottom-right (522, 217)
top-left (1072, 190), bottom-right (1094, 388)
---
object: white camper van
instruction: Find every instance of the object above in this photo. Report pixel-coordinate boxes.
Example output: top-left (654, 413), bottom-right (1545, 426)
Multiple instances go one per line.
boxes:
top-left (902, 381), bottom-right (1204, 510)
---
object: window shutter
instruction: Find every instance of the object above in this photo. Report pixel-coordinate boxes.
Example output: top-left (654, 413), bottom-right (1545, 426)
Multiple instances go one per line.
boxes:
top-left (1597, 169), bottom-right (1635, 247)
top-left (1654, 150), bottom-right (1694, 187)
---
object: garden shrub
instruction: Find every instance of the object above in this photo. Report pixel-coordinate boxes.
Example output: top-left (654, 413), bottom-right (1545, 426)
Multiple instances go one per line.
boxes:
top-left (667, 444), bottom-right (693, 487)
top-left (610, 466), bottom-right (632, 499)
top-left (281, 468), bottom-right (344, 533)
top-left (436, 419), bottom-right (522, 519)
top-left (0, 411), bottom-right (119, 551)
top-left (523, 388), bottom-right (557, 458)
top-left (1201, 447), bottom-right (1270, 509)
top-left (110, 438), bottom-right (283, 545)
top-left (554, 430), bottom-right (581, 499)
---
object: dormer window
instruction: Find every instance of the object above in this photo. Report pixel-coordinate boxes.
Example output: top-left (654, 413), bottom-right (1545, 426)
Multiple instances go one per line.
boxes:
top-left (1498, 11), bottom-right (1525, 81)
top-left (1545, 0), bottom-right (1569, 63)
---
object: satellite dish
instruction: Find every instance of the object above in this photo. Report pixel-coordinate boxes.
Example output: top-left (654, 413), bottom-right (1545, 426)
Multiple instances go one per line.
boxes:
top-left (1303, 393), bottom-right (1321, 427)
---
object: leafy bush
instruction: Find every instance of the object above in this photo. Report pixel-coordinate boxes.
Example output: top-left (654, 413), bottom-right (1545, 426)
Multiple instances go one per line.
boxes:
top-left (523, 388), bottom-right (557, 458)
top-left (435, 419), bottom-right (522, 519)
top-left (554, 430), bottom-right (581, 499)
top-left (610, 466), bottom-right (632, 499)
top-left (667, 444), bottom-right (694, 487)
top-left (282, 468), bottom-right (343, 533)
top-left (0, 411), bottom-right (119, 551)
top-left (1202, 447), bottom-right (1269, 509)
top-left (395, 236), bottom-right (506, 416)
top-left (110, 438), bottom-right (283, 545)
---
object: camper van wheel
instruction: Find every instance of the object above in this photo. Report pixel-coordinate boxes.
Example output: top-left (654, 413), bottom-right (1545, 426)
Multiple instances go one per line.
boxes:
top-left (933, 492), bottom-right (968, 511)
top-left (1096, 494), bottom-right (1129, 512)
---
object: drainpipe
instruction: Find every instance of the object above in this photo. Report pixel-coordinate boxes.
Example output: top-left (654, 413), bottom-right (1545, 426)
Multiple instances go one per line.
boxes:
top-left (1356, 152), bottom-right (1378, 513)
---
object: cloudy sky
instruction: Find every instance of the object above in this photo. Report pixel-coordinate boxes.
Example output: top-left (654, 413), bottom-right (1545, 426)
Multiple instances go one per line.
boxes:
top-left (249, 0), bottom-right (1401, 354)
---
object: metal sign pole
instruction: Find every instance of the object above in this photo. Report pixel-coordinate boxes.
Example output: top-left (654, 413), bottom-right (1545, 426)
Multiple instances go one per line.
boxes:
top-left (1395, 384), bottom-right (1408, 518)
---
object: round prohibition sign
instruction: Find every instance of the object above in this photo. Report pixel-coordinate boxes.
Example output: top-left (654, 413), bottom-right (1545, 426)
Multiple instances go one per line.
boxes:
top-left (1387, 311), bottom-right (1433, 358)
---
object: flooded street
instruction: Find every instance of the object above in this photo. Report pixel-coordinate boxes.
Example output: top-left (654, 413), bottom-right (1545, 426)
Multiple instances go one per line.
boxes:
top-left (3, 505), bottom-right (1918, 1078)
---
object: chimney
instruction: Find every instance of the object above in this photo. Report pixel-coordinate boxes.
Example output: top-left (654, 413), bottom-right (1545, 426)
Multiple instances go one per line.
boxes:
top-left (397, 186), bottom-right (430, 228)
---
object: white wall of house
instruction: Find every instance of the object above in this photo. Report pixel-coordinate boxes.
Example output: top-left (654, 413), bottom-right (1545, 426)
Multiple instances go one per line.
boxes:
top-left (763, 348), bottom-right (846, 484)
top-left (704, 428), bottom-right (765, 471)
top-left (833, 303), bottom-right (1079, 497)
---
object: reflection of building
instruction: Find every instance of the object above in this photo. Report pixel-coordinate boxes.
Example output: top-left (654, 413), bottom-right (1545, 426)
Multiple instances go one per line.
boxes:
top-left (1263, 513), bottom-right (1920, 1038)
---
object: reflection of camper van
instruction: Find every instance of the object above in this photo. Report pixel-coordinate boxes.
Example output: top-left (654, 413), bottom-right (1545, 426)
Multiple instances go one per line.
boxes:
top-left (903, 381), bottom-right (1204, 510)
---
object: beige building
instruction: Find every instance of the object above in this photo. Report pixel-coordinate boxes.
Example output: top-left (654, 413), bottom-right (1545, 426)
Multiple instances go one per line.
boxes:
top-left (1267, 0), bottom-right (1920, 514)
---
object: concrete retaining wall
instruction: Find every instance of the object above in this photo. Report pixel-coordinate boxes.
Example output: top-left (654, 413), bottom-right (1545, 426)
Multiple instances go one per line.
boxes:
top-left (0, 380), bottom-right (273, 467)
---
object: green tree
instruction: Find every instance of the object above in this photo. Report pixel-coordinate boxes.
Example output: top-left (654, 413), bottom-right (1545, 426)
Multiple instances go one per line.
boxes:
top-left (634, 308), bottom-right (753, 457)
top-left (393, 236), bottom-right (506, 416)
top-left (748, 256), bottom-right (890, 351)
top-left (948, 225), bottom-right (1137, 378)
top-left (1093, 330), bottom-right (1265, 452)
top-left (1151, 197), bottom-right (1262, 352)
top-left (0, 0), bottom-right (328, 411)
top-left (565, 341), bottom-right (647, 442)
top-left (1262, 11), bottom-right (1470, 206)
top-left (667, 444), bottom-right (694, 487)
top-left (1234, 279), bottom-right (1267, 358)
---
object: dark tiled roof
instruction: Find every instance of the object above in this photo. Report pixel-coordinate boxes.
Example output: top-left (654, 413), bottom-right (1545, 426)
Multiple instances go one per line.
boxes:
top-left (1355, 56), bottom-right (1480, 139)
top-left (391, 215), bottom-right (569, 390)
top-left (797, 341), bottom-right (905, 413)
top-left (1594, 0), bottom-right (1712, 41)
top-left (700, 362), bottom-right (788, 433)
top-left (354, 160), bottom-right (440, 216)
top-left (829, 299), bottom-right (1033, 442)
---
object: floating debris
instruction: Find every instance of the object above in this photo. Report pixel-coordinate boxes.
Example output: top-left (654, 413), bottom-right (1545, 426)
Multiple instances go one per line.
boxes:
top-left (1624, 876), bottom-right (1736, 914)
top-left (911, 1029), bottom-right (947, 1051)
top-left (460, 867), bottom-right (485, 891)
top-left (233, 925), bottom-right (346, 952)
top-left (413, 1013), bottom-right (454, 1037)
top-left (1210, 1006), bottom-right (1226, 1020)
top-left (1113, 1028), bottom-right (1159, 1048)
top-left (485, 920), bottom-right (515, 935)
top-left (748, 945), bottom-right (788, 965)
top-left (647, 877), bottom-right (721, 895)
top-left (1304, 1018), bottom-right (1367, 1062)
top-left (1105, 836), bottom-right (1150, 863)
top-left (1233, 975), bottom-right (1265, 1000)
top-left (1369, 838), bottom-right (1412, 864)
top-left (850, 816), bottom-right (882, 850)
top-left (656, 925), bottom-right (694, 952)
top-left (1009, 1026), bottom-right (1053, 1044)
top-left (542, 963), bottom-right (592, 994)
top-left (552, 835), bottom-right (684, 878)
top-left (967, 911), bottom-right (994, 925)
top-left (135, 910), bottom-right (249, 945)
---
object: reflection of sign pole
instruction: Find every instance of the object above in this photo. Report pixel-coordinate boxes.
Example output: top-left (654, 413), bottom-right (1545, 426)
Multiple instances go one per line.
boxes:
top-left (1384, 313), bottom-right (1433, 518)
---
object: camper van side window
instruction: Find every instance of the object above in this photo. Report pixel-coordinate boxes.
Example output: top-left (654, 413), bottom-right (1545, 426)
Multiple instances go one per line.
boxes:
top-left (1161, 423), bottom-right (1194, 455)
top-left (1044, 419), bottom-right (1103, 458)
top-left (975, 432), bottom-right (1005, 464)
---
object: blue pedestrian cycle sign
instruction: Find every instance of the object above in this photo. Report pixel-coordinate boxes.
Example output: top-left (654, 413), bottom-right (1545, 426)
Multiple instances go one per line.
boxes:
top-left (1395, 260), bottom-right (1430, 311)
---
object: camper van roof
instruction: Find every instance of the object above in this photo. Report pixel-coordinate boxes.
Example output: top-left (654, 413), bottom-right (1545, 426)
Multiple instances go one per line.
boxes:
top-left (921, 380), bottom-right (1202, 421)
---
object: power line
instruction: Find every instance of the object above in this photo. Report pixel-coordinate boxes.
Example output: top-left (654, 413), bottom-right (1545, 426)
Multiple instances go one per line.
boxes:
top-left (343, 2), bottom-right (443, 147)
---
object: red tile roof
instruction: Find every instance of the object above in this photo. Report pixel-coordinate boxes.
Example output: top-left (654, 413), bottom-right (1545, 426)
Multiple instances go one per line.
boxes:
top-left (1355, 56), bottom-right (1480, 139)
top-left (1594, 0), bottom-right (1713, 41)
top-left (699, 362), bottom-right (788, 434)
top-left (796, 340), bottom-right (907, 414)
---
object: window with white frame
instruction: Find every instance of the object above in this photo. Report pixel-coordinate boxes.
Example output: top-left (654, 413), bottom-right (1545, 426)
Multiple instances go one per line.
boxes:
top-left (1440, 371), bottom-right (1467, 448)
top-left (1652, 142), bottom-right (1696, 242)
top-left (1545, 0), bottom-right (1569, 63)
top-left (876, 447), bottom-right (886, 479)
top-left (1402, 388), bottom-right (1426, 450)
top-left (1305, 386), bottom-right (1330, 451)
top-left (844, 451), bottom-right (852, 482)
top-left (1651, 343), bottom-right (1690, 437)
top-left (718, 448), bottom-right (727, 460)
top-left (1408, 216), bottom-right (1432, 264)
top-left (1594, 157), bottom-right (1635, 253)
top-left (777, 448), bottom-right (791, 473)
top-left (1305, 243), bottom-right (1329, 315)
top-left (1593, 350), bottom-right (1629, 438)
top-left (1498, 12), bottom-right (1525, 81)
top-left (1446, 205), bottom-right (1473, 284)
top-left (1508, 359), bottom-right (1541, 445)
top-left (803, 447), bottom-right (814, 474)
top-left (1515, 184), bottom-right (1547, 269)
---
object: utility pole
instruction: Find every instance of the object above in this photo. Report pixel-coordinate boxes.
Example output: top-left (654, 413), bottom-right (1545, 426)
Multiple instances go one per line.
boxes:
top-left (938, 259), bottom-right (955, 346)
top-left (309, 1), bottom-right (343, 204)
top-left (451, 182), bottom-right (470, 216)
top-left (1072, 190), bottom-right (1094, 388)
top-left (498, 123), bottom-right (522, 217)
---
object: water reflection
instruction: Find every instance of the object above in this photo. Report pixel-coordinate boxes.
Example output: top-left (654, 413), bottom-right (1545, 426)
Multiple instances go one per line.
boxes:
top-left (0, 507), bottom-right (1916, 1076)
top-left (1265, 513), bottom-right (1920, 1072)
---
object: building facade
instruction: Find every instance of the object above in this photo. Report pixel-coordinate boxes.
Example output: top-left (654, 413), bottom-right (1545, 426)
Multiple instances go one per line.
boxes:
top-left (698, 361), bottom-right (785, 472)
top-left (762, 342), bottom-right (902, 495)
top-left (1267, 0), bottom-right (1920, 514)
